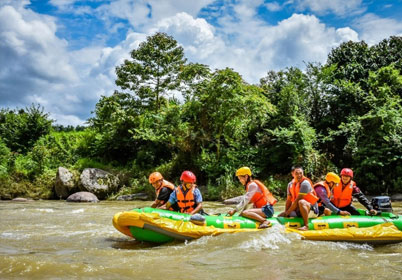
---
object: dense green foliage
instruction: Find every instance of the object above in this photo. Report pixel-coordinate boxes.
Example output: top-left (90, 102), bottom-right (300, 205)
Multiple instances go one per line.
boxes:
top-left (1, 33), bottom-right (401, 199)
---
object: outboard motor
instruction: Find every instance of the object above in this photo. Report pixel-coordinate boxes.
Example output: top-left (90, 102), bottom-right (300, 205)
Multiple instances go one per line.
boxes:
top-left (371, 196), bottom-right (393, 212)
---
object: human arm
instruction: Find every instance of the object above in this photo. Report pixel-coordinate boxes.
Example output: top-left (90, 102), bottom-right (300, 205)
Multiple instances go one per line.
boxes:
top-left (352, 185), bottom-right (376, 214)
top-left (160, 190), bottom-right (177, 210)
top-left (190, 203), bottom-right (202, 215)
top-left (227, 184), bottom-right (257, 216)
top-left (151, 188), bottom-right (170, 208)
top-left (315, 186), bottom-right (350, 215)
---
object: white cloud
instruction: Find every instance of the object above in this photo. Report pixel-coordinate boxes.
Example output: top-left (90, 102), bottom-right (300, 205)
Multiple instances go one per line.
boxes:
top-left (294, 0), bottom-right (364, 16)
top-left (265, 2), bottom-right (282, 12)
top-left (95, 0), bottom-right (214, 31)
top-left (149, 11), bottom-right (358, 82)
top-left (354, 14), bottom-right (402, 45)
top-left (0, 0), bottom-right (367, 126)
top-left (0, 4), bottom-right (77, 105)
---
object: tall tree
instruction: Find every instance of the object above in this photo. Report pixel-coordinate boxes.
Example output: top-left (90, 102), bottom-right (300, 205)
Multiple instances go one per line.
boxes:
top-left (115, 32), bottom-right (186, 111)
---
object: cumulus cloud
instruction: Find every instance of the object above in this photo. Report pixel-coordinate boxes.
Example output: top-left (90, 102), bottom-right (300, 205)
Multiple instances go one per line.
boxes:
top-left (353, 14), bottom-right (402, 45)
top-left (94, 0), bottom-right (214, 31)
top-left (0, 4), bottom-right (77, 105)
top-left (294, 0), bottom-right (365, 16)
top-left (148, 10), bottom-right (358, 82)
top-left (0, 0), bottom-right (369, 125)
top-left (265, 2), bottom-right (282, 12)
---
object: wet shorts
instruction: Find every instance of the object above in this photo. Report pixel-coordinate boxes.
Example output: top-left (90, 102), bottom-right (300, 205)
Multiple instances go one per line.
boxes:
top-left (262, 204), bottom-right (274, 218)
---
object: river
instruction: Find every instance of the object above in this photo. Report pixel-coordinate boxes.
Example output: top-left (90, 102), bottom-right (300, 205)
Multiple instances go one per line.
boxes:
top-left (1, 200), bottom-right (401, 279)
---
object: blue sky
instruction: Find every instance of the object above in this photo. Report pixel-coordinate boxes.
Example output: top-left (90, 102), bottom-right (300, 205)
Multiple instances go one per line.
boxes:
top-left (1, 0), bottom-right (402, 125)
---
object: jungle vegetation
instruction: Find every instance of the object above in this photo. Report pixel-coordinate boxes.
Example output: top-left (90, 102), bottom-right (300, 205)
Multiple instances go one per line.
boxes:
top-left (1, 33), bottom-right (401, 200)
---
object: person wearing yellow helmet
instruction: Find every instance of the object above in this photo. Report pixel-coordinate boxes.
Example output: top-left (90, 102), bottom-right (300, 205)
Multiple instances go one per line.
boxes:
top-left (227, 167), bottom-right (277, 229)
top-left (148, 172), bottom-right (176, 209)
top-left (313, 172), bottom-right (350, 216)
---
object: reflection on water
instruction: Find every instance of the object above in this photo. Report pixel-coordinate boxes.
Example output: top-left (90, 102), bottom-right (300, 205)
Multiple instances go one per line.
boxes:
top-left (0, 200), bottom-right (401, 279)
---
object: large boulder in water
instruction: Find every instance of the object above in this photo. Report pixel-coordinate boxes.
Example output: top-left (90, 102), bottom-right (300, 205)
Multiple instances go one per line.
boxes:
top-left (391, 193), bottom-right (402, 201)
top-left (66, 192), bottom-right (99, 203)
top-left (55, 167), bottom-right (76, 199)
top-left (116, 193), bottom-right (149, 201)
top-left (79, 168), bottom-right (119, 199)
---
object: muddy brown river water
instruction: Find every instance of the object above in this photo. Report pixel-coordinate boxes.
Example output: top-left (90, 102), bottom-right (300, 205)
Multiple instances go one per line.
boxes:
top-left (1, 200), bottom-right (401, 279)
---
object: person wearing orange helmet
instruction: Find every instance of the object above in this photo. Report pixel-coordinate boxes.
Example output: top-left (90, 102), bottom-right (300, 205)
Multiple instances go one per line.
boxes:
top-left (314, 172), bottom-right (350, 216)
top-left (330, 168), bottom-right (377, 215)
top-left (278, 166), bottom-right (319, 231)
top-left (227, 167), bottom-right (277, 229)
top-left (162, 171), bottom-right (203, 215)
top-left (148, 172), bottom-right (176, 209)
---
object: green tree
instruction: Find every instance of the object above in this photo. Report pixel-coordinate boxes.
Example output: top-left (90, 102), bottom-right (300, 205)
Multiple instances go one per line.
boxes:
top-left (115, 32), bottom-right (186, 111)
top-left (0, 104), bottom-right (52, 153)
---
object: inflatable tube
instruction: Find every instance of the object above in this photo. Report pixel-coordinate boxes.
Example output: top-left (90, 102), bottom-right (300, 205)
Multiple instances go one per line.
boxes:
top-left (112, 207), bottom-right (402, 244)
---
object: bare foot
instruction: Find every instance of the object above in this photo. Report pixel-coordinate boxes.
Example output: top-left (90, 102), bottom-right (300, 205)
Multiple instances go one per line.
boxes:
top-left (258, 221), bottom-right (271, 229)
top-left (297, 225), bottom-right (309, 231)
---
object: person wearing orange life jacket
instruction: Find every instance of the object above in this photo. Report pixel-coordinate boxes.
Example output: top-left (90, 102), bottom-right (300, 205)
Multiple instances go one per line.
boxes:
top-left (148, 172), bottom-right (177, 210)
top-left (162, 171), bottom-right (203, 215)
top-left (314, 172), bottom-right (350, 216)
top-left (227, 167), bottom-right (277, 229)
top-left (278, 166), bottom-right (319, 231)
top-left (331, 168), bottom-right (377, 216)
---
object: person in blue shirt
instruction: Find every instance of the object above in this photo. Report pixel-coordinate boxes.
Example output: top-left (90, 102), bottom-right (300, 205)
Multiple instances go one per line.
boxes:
top-left (162, 171), bottom-right (203, 215)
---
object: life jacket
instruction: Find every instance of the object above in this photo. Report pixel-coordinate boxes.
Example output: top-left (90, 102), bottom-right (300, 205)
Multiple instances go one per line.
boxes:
top-left (313, 181), bottom-right (330, 207)
top-left (331, 180), bottom-right (354, 208)
top-left (246, 180), bottom-right (277, 208)
top-left (289, 176), bottom-right (318, 205)
top-left (176, 185), bottom-right (198, 213)
top-left (155, 180), bottom-right (175, 198)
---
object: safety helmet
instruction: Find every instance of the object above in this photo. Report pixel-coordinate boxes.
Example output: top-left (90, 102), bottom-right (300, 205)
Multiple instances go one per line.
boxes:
top-left (180, 171), bottom-right (196, 183)
top-left (236, 167), bottom-right (252, 177)
top-left (325, 172), bottom-right (340, 184)
top-left (149, 172), bottom-right (163, 184)
top-left (340, 168), bottom-right (353, 178)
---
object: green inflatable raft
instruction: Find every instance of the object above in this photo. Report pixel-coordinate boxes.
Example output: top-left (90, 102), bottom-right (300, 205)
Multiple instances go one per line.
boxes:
top-left (113, 207), bottom-right (402, 244)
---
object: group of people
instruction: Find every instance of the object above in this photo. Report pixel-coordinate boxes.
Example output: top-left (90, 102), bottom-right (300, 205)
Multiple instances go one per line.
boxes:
top-left (148, 166), bottom-right (376, 231)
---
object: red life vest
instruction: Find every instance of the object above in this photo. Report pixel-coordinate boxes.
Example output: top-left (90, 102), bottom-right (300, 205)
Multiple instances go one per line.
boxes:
top-left (176, 185), bottom-right (197, 213)
top-left (289, 176), bottom-right (318, 204)
top-left (331, 180), bottom-right (354, 208)
top-left (313, 181), bottom-right (330, 207)
top-left (155, 180), bottom-right (175, 198)
top-left (246, 180), bottom-right (277, 208)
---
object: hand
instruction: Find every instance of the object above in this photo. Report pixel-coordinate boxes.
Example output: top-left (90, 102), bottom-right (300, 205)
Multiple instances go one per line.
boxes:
top-left (339, 210), bottom-right (350, 216)
top-left (278, 211), bottom-right (287, 217)
top-left (369, 209), bottom-right (377, 215)
top-left (227, 209), bottom-right (236, 216)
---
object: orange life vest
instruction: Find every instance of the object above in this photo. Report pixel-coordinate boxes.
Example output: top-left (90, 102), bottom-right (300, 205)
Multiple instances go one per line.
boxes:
top-left (246, 180), bottom-right (277, 208)
top-left (176, 185), bottom-right (197, 213)
top-left (289, 176), bottom-right (318, 204)
top-left (331, 180), bottom-right (354, 208)
top-left (313, 181), bottom-right (330, 207)
top-left (155, 180), bottom-right (175, 198)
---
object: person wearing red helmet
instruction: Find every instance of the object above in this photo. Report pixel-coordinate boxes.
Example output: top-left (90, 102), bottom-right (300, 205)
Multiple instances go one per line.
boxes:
top-left (148, 172), bottom-right (176, 209)
top-left (162, 171), bottom-right (203, 215)
top-left (330, 168), bottom-right (377, 215)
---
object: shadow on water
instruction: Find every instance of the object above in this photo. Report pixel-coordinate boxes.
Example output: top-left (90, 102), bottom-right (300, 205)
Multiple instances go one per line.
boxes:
top-left (105, 236), bottom-right (180, 250)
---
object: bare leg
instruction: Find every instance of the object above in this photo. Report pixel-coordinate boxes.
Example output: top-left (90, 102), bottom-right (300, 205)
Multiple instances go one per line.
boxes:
top-left (241, 209), bottom-right (271, 228)
top-left (297, 199), bottom-right (311, 230)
